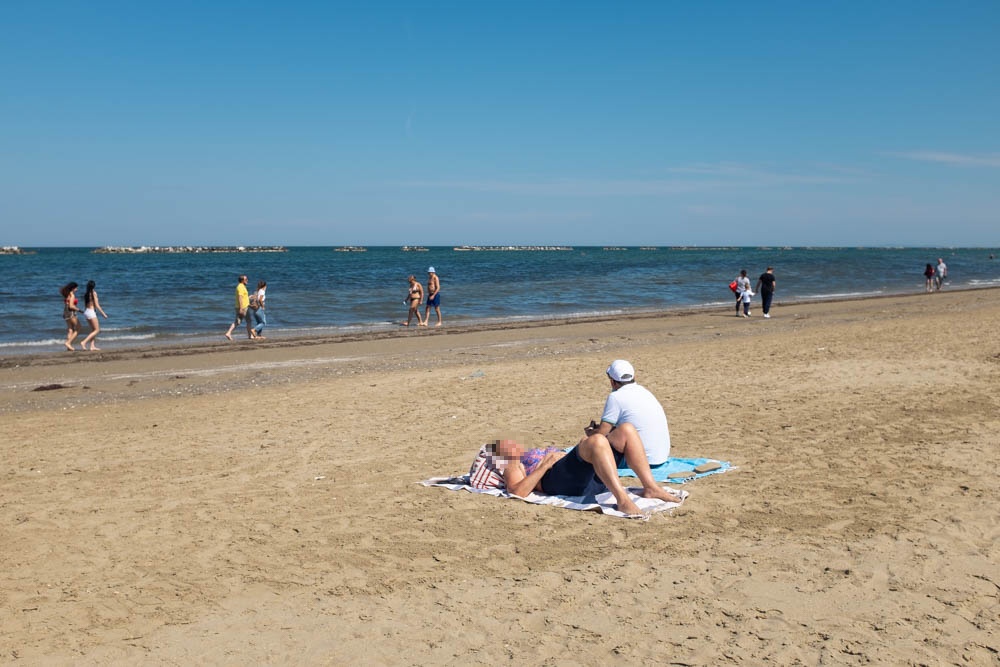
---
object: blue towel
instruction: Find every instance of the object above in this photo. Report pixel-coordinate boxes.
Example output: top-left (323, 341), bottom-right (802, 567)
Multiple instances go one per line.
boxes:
top-left (617, 456), bottom-right (731, 483)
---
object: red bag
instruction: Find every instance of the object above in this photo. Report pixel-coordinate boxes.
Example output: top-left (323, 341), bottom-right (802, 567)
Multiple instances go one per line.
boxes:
top-left (729, 280), bottom-right (738, 293)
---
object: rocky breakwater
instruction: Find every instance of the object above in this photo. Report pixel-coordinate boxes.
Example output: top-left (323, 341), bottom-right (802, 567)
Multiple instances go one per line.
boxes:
top-left (94, 246), bottom-right (288, 254)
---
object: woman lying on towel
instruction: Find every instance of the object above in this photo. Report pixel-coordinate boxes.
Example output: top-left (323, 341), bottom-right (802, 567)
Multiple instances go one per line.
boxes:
top-left (469, 423), bottom-right (682, 516)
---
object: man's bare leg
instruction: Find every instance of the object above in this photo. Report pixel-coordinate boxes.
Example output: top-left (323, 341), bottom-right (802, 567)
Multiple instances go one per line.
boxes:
top-left (575, 434), bottom-right (643, 515)
top-left (607, 423), bottom-right (683, 504)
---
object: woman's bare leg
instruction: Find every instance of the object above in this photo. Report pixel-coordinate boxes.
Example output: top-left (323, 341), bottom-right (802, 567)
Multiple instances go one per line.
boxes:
top-left (81, 318), bottom-right (100, 349)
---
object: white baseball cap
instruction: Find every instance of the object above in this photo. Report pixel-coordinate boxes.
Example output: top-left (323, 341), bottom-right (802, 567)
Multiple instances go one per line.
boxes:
top-left (427, 266), bottom-right (436, 273)
top-left (606, 360), bottom-right (635, 382)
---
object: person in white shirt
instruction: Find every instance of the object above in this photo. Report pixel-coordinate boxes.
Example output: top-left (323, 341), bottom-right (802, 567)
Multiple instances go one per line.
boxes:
top-left (585, 360), bottom-right (671, 466)
top-left (935, 258), bottom-right (948, 291)
top-left (735, 269), bottom-right (752, 317)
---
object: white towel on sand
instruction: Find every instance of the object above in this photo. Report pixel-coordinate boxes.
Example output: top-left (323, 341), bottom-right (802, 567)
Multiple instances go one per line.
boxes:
top-left (420, 475), bottom-right (688, 520)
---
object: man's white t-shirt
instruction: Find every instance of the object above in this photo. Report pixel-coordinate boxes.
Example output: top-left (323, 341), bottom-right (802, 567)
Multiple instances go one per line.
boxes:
top-left (601, 383), bottom-right (670, 465)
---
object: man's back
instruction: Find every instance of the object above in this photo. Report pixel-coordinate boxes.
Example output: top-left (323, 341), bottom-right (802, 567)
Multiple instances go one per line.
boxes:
top-left (602, 383), bottom-right (670, 464)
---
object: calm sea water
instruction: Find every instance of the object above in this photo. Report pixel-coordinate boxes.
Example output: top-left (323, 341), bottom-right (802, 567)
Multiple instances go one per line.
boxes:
top-left (2, 246), bottom-right (998, 355)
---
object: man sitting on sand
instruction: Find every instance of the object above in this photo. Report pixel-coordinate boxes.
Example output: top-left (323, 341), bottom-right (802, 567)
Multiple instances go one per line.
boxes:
top-left (468, 423), bottom-right (682, 516)
top-left (585, 360), bottom-right (671, 466)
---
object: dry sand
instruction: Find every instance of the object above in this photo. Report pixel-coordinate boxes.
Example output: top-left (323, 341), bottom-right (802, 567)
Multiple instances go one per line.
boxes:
top-left (2, 290), bottom-right (998, 664)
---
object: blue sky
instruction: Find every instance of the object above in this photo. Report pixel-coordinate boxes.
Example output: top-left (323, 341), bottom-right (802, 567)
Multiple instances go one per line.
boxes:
top-left (2, 1), bottom-right (998, 246)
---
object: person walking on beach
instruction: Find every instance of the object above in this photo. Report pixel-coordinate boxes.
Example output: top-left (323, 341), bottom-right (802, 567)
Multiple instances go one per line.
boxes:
top-left (422, 266), bottom-right (442, 326)
top-left (60, 282), bottom-right (81, 351)
top-left (935, 258), bottom-right (947, 291)
top-left (754, 267), bottom-right (776, 318)
top-left (403, 275), bottom-right (423, 327)
top-left (924, 263), bottom-right (936, 293)
top-left (467, 424), bottom-right (682, 516)
top-left (79, 280), bottom-right (109, 350)
top-left (584, 360), bottom-right (671, 467)
top-left (735, 269), bottom-right (752, 317)
top-left (249, 280), bottom-right (267, 339)
top-left (224, 275), bottom-right (252, 340)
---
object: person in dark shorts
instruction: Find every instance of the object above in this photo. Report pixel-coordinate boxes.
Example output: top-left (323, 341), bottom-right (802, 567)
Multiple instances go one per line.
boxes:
top-left (467, 423), bottom-right (682, 516)
top-left (754, 267), bottom-right (777, 318)
top-left (422, 266), bottom-right (442, 326)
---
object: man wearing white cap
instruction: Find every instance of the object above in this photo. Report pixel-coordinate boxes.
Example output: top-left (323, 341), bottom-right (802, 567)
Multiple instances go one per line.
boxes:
top-left (585, 360), bottom-right (671, 466)
top-left (422, 266), bottom-right (442, 326)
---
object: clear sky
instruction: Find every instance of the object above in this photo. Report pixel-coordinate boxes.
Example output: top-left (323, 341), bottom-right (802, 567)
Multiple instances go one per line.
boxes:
top-left (3, 1), bottom-right (998, 247)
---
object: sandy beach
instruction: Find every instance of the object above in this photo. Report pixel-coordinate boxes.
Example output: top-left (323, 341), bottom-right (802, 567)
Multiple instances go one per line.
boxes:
top-left (2, 289), bottom-right (998, 664)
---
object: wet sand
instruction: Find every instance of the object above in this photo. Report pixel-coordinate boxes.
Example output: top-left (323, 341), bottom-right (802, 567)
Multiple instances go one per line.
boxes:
top-left (2, 289), bottom-right (998, 663)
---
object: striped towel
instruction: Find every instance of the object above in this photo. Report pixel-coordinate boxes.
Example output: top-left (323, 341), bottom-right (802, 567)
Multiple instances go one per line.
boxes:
top-left (420, 476), bottom-right (688, 520)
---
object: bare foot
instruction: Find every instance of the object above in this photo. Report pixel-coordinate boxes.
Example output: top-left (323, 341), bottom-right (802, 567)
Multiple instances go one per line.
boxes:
top-left (90, 346), bottom-right (100, 351)
top-left (639, 485), bottom-right (683, 504)
top-left (79, 342), bottom-right (88, 350)
top-left (434, 322), bottom-right (442, 327)
top-left (65, 343), bottom-right (74, 351)
top-left (224, 333), bottom-right (232, 341)
top-left (616, 497), bottom-right (643, 516)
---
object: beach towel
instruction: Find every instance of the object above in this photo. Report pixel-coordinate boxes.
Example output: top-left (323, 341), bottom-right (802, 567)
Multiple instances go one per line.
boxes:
top-left (420, 476), bottom-right (689, 520)
top-left (618, 456), bottom-right (732, 483)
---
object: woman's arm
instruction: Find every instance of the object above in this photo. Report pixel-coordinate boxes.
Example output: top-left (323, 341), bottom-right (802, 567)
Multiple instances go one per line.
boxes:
top-left (94, 293), bottom-right (108, 318)
top-left (503, 452), bottom-right (566, 497)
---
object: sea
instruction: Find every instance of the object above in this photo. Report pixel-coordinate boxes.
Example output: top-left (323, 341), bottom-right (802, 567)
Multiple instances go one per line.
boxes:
top-left (2, 246), bottom-right (998, 356)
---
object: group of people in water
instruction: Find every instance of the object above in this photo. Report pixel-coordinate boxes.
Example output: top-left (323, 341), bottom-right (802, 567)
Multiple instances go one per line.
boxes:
top-left (403, 266), bottom-right (442, 327)
top-left (59, 280), bottom-right (108, 351)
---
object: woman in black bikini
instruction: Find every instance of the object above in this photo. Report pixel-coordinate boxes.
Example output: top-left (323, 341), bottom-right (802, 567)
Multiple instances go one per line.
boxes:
top-left (403, 275), bottom-right (424, 327)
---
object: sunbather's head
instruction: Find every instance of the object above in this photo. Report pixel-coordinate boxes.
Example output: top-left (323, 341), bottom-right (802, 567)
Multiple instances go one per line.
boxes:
top-left (491, 438), bottom-right (525, 461)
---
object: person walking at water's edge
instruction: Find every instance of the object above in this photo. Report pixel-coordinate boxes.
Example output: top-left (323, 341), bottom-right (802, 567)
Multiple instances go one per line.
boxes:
top-left (754, 267), bottom-right (776, 318)
top-left (923, 263), bottom-right (936, 293)
top-left (422, 266), bottom-right (442, 326)
top-left (249, 280), bottom-right (267, 339)
top-left (735, 270), bottom-right (752, 317)
top-left (224, 275), bottom-right (253, 340)
top-left (60, 282), bottom-right (81, 351)
top-left (935, 258), bottom-right (947, 291)
top-left (403, 275), bottom-right (423, 327)
top-left (79, 280), bottom-right (109, 350)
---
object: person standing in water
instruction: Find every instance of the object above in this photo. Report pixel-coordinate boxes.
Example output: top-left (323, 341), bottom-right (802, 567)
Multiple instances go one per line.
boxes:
top-left (935, 258), bottom-right (947, 291)
top-left (79, 280), bottom-right (109, 350)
